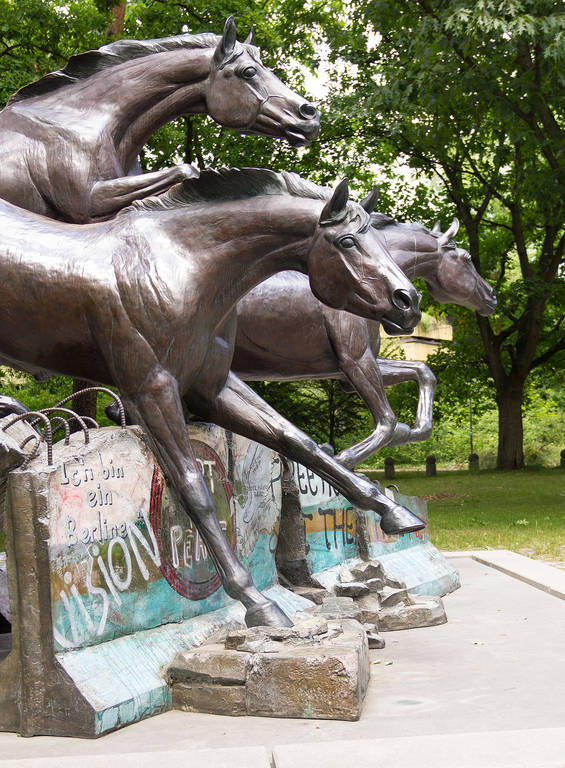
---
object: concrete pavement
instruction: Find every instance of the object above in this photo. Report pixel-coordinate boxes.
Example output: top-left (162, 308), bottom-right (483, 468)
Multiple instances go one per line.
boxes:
top-left (1, 554), bottom-right (565, 767)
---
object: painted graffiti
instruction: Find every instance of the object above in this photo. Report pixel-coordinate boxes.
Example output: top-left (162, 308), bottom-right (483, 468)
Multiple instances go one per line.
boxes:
top-left (47, 426), bottom-right (281, 651)
top-left (318, 505), bottom-right (356, 551)
top-left (151, 442), bottom-right (237, 600)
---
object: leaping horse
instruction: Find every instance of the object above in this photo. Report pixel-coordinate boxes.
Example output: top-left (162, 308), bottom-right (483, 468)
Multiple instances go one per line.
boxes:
top-left (233, 215), bottom-right (497, 467)
top-left (0, 168), bottom-right (423, 627)
top-left (0, 17), bottom-right (320, 223)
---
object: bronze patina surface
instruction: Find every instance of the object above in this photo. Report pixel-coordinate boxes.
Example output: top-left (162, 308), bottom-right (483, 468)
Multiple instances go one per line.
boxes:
top-left (0, 169), bottom-right (423, 627)
top-left (0, 18), bottom-right (320, 223)
top-left (233, 216), bottom-right (497, 467)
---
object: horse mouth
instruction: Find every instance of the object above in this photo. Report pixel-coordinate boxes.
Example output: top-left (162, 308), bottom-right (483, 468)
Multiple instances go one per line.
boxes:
top-left (284, 119), bottom-right (320, 147)
top-left (479, 297), bottom-right (498, 316)
top-left (284, 128), bottom-right (310, 147)
top-left (381, 317), bottom-right (415, 336)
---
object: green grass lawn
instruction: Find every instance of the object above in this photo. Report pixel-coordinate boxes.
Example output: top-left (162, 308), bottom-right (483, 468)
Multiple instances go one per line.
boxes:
top-left (364, 467), bottom-right (565, 560)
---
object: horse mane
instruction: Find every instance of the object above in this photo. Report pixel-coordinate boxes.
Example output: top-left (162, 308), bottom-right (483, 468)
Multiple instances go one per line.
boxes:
top-left (8, 32), bottom-right (222, 105)
top-left (126, 168), bottom-right (335, 213)
top-left (371, 212), bottom-right (437, 237)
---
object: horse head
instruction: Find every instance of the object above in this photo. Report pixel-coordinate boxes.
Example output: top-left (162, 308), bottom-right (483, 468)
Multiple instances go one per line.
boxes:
top-left (307, 180), bottom-right (421, 335)
top-left (426, 219), bottom-right (497, 316)
top-left (205, 17), bottom-right (320, 147)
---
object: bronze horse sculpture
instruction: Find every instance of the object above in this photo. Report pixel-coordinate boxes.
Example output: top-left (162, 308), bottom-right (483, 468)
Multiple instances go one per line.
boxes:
top-left (0, 168), bottom-right (424, 627)
top-left (233, 215), bottom-right (497, 468)
top-left (0, 17), bottom-right (319, 223)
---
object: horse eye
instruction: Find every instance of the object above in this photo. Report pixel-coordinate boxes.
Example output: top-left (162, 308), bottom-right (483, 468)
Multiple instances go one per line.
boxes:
top-left (339, 236), bottom-right (356, 249)
top-left (240, 66), bottom-right (257, 79)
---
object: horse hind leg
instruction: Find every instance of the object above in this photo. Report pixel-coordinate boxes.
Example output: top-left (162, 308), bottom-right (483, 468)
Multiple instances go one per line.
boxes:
top-left (121, 367), bottom-right (292, 628)
top-left (200, 371), bottom-right (425, 535)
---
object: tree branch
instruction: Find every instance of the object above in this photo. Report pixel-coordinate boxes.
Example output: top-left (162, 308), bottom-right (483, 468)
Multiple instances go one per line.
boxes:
top-left (531, 337), bottom-right (565, 369)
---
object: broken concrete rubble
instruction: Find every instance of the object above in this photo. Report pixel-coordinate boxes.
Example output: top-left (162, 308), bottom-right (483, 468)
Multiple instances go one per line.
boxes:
top-left (377, 596), bottom-right (447, 631)
top-left (335, 581), bottom-right (370, 598)
top-left (169, 616), bottom-right (370, 721)
top-left (287, 557), bottom-right (450, 642)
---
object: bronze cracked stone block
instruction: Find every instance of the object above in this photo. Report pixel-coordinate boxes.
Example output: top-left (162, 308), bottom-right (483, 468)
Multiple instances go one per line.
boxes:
top-left (169, 618), bottom-right (370, 721)
top-left (245, 644), bottom-right (366, 721)
top-left (172, 682), bottom-right (247, 716)
top-left (169, 644), bottom-right (251, 686)
top-left (378, 597), bottom-right (447, 632)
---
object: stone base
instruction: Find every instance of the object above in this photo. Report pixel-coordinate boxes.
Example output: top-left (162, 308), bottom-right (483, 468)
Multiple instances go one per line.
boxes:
top-left (302, 558), bottom-right (449, 638)
top-left (169, 616), bottom-right (370, 721)
top-left (377, 596), bottom-right (447, 631)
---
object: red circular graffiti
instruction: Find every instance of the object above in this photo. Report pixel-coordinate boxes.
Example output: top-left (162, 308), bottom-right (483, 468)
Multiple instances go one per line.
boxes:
top-left (149, 440), bottom-right (236, 600)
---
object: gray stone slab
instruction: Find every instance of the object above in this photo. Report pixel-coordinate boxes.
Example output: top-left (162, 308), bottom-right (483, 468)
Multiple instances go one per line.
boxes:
top-left (378, 596), bottom-right (447, 631)
top-left (469, 549), bottom-right (565, 601)
top-left (273, 728), bottom-right (565, 768)
top-left (0, 746), bottom-right (272, 768)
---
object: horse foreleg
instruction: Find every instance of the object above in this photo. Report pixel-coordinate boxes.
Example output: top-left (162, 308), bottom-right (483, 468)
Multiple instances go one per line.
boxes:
top-left (332, 349), bottom-right (410, 469)
top-left (378, 358), bottom-right (437, 446)
top-left (199, 371), bottom-right (425, 535)
top-left (90, 164), bottom-right (198, 218)
top-left (121, 367), bottom-right (291, 628)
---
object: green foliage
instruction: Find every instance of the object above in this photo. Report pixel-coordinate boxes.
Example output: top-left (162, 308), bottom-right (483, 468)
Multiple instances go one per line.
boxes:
top-left (0, 0), bottom-right (563, 470)
top-left (0, 1), bottom-right (112, 105)
top-left (0, 368), bottom-right (116, 429)
top-left (363, 380), bottom-right (564, 470)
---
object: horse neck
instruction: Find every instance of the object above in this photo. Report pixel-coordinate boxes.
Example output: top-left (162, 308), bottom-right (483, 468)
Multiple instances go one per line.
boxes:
top-left (161, 196), bottom-right (319, 318)
top-left (42, 48), bottom-right (214, 170)
top-left (383, 228), bottom-right (441, 281)
top-left (117, 49), bottom-right (215, 168)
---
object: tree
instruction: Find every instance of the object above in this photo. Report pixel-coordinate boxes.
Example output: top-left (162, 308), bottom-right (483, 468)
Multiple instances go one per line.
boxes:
top-left (324, 0), bottom-right (565, 469)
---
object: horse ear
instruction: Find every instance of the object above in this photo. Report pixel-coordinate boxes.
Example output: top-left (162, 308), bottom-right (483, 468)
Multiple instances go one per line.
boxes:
top-left (360, 186), bottom-right (379, 214)
top-left (439, 217), bottom-right (460, 245)
top-left (320, 179), bottom-right (349, 225)
top-left (432, 220), bottom-right (441, 233)
top-left (214, 16), bottom-right (238, 64)
top-left (244, 25), bottom-right (255, 45)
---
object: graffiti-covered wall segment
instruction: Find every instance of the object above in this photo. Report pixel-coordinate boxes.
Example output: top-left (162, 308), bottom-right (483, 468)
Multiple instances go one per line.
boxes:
top-left (45, 424), bottom-right (281, 651)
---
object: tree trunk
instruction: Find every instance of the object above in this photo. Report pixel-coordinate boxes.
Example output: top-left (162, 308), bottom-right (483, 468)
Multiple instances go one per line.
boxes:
top-left (108, 2), bottom-right (127, 37)
top-left (495, 383), bottom-right (525, 470)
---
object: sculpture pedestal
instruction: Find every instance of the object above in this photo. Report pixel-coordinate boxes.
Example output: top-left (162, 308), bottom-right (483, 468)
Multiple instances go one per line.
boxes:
top-left (169, 616), bottom-right (369, 721)
top-left (0, 421), bottom-right (309, 737)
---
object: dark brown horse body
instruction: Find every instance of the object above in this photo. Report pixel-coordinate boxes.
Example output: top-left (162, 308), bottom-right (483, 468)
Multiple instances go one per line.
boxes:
top-left (0, 19), bottom-right (319, 223)
top-left (233, 217), bottom-right (497, 467)
top-left (0, 169), bottom-right (423, 626)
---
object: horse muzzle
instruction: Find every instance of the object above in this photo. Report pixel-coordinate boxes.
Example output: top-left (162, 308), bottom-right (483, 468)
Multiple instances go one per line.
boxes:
top-left (285, 102), bottom-right (320, 146)
top-left (380, 288), bottom-right (421, 336)
top-left (478, 293), bottom-right (498, 316)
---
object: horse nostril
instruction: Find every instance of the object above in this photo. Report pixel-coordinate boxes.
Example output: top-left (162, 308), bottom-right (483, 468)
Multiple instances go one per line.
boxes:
top-left (298, 102), bottom-right (318, 120)
top-left (392, 289), bottom-right (412, 312)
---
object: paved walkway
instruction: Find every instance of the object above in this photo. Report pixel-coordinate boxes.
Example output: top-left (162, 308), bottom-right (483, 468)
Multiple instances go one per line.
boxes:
top-left (1, 554), bottom-right (565, 767)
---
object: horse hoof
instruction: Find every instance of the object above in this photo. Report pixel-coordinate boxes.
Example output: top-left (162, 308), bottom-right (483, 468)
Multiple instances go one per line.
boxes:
top-left (380, 504), bottom-right (425, 535)
top-left (245, 600), bottom-right (293, 628)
